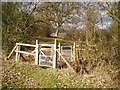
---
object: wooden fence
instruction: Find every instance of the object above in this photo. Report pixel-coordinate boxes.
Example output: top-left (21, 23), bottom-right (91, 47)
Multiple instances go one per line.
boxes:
top-left (7, 40), bottom-right (98, 73)
top-left (7, 39), bottom-right (75, 72)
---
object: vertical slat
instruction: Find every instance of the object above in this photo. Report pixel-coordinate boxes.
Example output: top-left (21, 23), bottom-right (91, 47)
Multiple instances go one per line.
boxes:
top-left (39, 45), bottom-right (41, 65)
top-left (58, 43), bottom-right (61, 61)
top-left (71, 46), bottom-right (73, 61)
top-left (35, 40), bottom-right (39, 65)
top-left (16, 45), bottom-right (19, 62)
top-left (73, 42), bottom-right (76, 61)
top-left (17, 45), bottom-right (20, 61)
top-left (53, 39), bottom-right (57, 68)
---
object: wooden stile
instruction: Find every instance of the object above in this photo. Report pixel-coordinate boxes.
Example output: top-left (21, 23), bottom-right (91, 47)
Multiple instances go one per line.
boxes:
top-left (7, 39), bottom-right (76, 69)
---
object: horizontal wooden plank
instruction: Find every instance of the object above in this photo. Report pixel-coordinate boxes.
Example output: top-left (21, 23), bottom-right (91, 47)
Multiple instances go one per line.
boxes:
top-left (16, 43), bottom-right (36, 47)
top-left (40, 55), bottom-right (53, 57)
top-left (39, 64), bottom-right (52, 68)
top-left (15, 50), bottom-right (35, 55)
top-left (40, 60), bottom-right (52, 63)
top-left (39, 44), bottom-right (54, 47)
top-left (40, 48), bottom-right (52, 50)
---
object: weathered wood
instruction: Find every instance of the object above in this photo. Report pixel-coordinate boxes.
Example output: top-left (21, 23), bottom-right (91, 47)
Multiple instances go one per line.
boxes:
top-left (39, 45), bottom-right (41, 65)
top-left (58, 43), bottom-right (61, 61)
top-left (39, 44), bottom-right (54, 46)
top-left (16, 45), bottom-right (19, 62)
top-left (41, 48), bottom-right (52, 50)
top-left (7, 44), bottom-right (18, 59)
top-left (57, 50), bottom-right (75, 73)
top-left (16, 43), bottom-right (36, 47)
top-left (73, 42), bottom-right (76, 61)
top-left (39, 64), bottom-right (53, 68)
top-left (35, 40), bottom-right (39, 65)
top-left (71, 46), bottom-right (73, 61)
top-left (15, 50), bottom-right (35, 55)
top-left (17, 45), bottom-right (20, 61)
top-left (53, 39), bottom-right (57, 68)
top-left (61, 45), bottom-right (73, 62)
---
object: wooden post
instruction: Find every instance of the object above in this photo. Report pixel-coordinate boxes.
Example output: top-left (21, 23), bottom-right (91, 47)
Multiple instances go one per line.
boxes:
top-left (73, 42), bottom-right (76, 61)
top-left (16, 45), bottom-right (19, 62)
top-left (39, 45), bottom-right (41, 65)
top-left (58, 43), bottom-right (61, 61)
top-left (35, 40), bottom-right (39, 65)
top-left (71, 46), bottom-right (73, 61)
top-left (18, 45), bottom-right (20, 61)
top-left (53, 39), bottom-right (57, 68)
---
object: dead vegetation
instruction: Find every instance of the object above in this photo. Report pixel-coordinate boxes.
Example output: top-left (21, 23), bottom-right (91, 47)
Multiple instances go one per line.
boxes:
top-left (2, 57), bottom-right (119, 88)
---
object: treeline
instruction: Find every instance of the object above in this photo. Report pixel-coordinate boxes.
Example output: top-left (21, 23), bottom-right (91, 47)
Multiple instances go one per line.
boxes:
top-left (2, 2), bottom-right (119, 52)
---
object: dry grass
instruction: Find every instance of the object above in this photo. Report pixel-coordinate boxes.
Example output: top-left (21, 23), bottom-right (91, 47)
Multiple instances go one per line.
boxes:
top-left (2, 49), bottom-right (119, 88)
top-left (2, 57), bottom-right (119, 89)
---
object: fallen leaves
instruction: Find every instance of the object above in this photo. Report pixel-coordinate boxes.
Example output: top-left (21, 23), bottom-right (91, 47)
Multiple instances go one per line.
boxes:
top-left (2, 59), bottom-right (119, 88)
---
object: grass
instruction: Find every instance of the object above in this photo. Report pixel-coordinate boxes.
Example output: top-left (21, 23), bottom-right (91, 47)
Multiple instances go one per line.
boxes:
top-left (2, 59), bottom-right (94, 88)
top-left (2, 57), bottom-right (119, 88)
top-left (2, 37), bottom-right (119, 89)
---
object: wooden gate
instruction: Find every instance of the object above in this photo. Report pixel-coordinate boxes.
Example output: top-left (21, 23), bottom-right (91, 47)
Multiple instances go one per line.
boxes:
top-left (39, 44), bottom-right (55, 68)
top-left (59, 46), bottom-right (73, 63)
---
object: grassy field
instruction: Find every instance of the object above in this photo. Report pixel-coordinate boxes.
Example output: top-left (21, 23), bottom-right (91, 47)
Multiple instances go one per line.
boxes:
top-left (2, 60), bottom-right (94, 88)
top-left (2, 58), bottom-right (118, 89)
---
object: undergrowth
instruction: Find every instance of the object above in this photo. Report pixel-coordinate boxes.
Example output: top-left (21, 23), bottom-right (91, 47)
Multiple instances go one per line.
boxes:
top-left (2, 58), bottom-right (119, 89)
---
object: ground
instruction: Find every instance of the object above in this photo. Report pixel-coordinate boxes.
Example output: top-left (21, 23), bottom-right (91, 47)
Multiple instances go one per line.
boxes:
top-left (2, 59), bottom-right (118, 88)
top-left (2, 37), bottom-right (119, 88)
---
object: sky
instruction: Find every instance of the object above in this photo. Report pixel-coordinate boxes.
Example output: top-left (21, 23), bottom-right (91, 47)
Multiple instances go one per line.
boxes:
top-left (2, 2), bottom-right (116, 30)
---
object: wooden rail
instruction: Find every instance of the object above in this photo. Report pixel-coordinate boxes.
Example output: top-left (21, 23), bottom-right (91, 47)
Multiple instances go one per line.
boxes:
top-left (16, 43), bottom-right (36, 47)
top-left (15, 50), bottom-right (35, 55)
top-left (7, 39), bottom-right (74, 69)
top-left (39, 44), bottom-right (54, 46)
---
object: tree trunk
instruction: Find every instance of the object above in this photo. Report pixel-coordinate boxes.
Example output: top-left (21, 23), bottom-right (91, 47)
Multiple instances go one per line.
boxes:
top-left (55, 29), bottom-right (59, 37)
